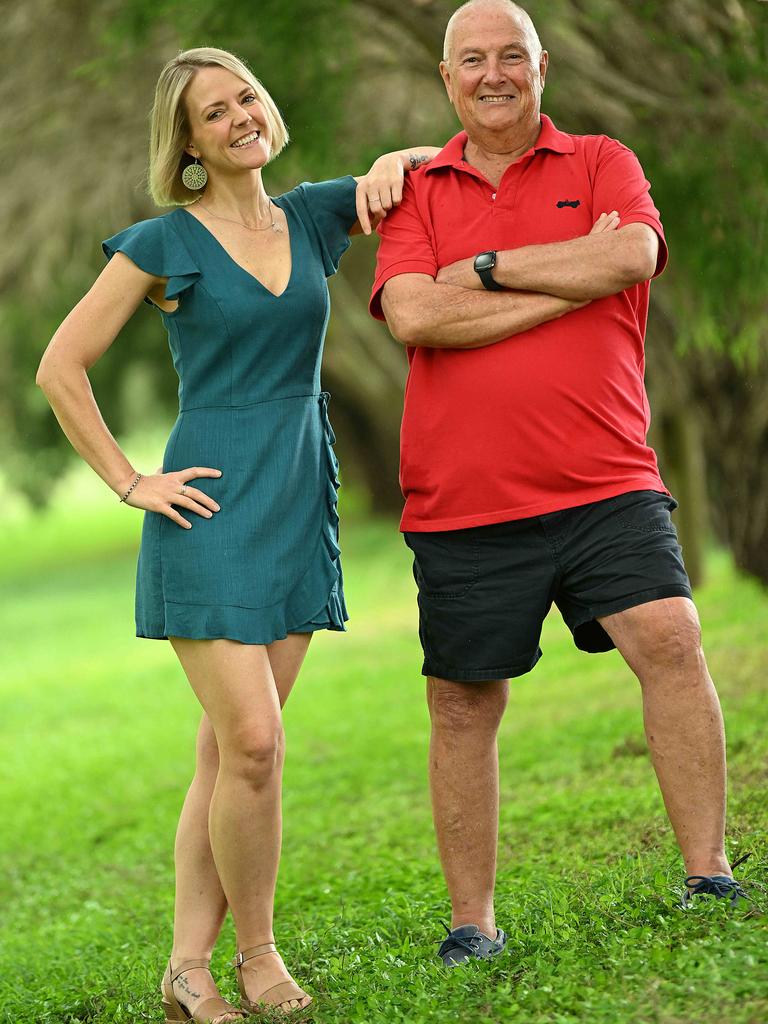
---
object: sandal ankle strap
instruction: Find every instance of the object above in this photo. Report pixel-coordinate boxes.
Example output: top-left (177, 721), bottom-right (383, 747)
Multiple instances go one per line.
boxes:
top-left (168, 957), bottom-right (211, 984)
top-left (232, 942), bottom-right (277, 968)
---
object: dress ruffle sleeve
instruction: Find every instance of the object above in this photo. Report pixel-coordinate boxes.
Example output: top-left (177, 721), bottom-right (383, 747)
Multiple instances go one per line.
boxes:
top-left (102, 215), bottom-right (201, 305)
top-left (292, 176), bottom-right (358, 276)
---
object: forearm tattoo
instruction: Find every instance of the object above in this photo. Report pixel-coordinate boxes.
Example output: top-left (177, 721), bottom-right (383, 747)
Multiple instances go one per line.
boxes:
top-left (409, 153), bottom-right (431, 171)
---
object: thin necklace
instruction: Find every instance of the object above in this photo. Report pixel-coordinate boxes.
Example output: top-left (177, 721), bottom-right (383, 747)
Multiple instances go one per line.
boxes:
top-left (195, 198), bottom-right (284, 233)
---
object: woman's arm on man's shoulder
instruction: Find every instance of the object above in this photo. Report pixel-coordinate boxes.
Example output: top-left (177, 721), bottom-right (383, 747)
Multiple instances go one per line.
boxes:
top-left (353, 147), bottom-right (442, 234)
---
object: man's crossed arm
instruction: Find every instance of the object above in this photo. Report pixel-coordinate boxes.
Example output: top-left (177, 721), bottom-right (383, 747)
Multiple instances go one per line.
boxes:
top-left (436, 219), bottom-right (659, 300)
top-left (380, 215), bottom-right (659, 350)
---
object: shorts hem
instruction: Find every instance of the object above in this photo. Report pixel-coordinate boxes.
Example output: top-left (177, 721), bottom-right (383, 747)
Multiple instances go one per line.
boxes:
top-left (421, 650), bottom-right (541, 682)
top-left (580, 583), bottom-right (693, 626)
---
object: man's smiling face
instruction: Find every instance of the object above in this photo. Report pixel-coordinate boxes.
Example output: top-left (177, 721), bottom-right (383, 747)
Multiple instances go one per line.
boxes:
top-left (440, 3), bottom-right (548, 141)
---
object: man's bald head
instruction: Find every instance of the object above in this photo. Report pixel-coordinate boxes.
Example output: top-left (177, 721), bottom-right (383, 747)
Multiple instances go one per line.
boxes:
top-left (443, 0), bottom-right (542, 63)
top-left (438, 0), bottom-right (548, 150)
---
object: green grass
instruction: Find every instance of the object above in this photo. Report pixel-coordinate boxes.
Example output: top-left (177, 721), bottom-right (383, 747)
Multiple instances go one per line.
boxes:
top-left (1, 466), bottom-right (767, 1023)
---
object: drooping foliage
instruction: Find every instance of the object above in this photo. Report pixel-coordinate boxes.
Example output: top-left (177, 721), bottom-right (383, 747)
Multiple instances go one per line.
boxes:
top-left (2, 0), bottom-right (767, 577)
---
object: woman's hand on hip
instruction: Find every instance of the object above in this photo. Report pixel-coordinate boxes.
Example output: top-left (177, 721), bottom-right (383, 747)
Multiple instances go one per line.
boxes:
top-left (123, 467), bottom-right (223, 529)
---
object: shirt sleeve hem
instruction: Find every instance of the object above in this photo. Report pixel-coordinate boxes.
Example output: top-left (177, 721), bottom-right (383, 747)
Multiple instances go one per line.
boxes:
top-left (620, 214), bottom-right (669, 277)
top-left (369, 259), bottom-right (438, 320)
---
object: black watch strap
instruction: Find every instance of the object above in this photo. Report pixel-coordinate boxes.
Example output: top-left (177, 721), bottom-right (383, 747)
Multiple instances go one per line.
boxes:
top-left (473, 251), bottom-right (505, 291)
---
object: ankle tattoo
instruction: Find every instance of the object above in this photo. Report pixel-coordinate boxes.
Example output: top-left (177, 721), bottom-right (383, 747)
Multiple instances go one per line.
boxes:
top-left (176, 974), bottom-right (201, 1000)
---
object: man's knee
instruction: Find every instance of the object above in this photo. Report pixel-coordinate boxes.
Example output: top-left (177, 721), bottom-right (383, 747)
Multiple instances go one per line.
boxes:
top-left (604, 598), bottom-right (706, 679)
top-left (664, 603), bottom-right (702, 659)
top-left (427, 677), bottom-right (509, 733)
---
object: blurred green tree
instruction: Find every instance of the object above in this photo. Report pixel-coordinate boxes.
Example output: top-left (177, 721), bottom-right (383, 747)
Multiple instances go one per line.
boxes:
top-left (2, 0), bottom-right (766, 581)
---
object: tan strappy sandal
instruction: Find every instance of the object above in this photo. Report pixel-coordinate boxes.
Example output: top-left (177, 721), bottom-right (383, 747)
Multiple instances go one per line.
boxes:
top-left (232, 943), bottom-right (313, 1016)
top-left (161, 958), bottom-right (247, 1024)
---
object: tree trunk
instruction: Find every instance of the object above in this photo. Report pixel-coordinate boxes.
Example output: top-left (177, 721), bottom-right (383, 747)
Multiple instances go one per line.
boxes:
top-left (645, 299), bottom-right (709, 587)
top-left (653, 408), bottom-right (708, 588)
top-left (693, 352), bottom-right (768, 586)
top-left (324, 255), bottom-right (408, 515)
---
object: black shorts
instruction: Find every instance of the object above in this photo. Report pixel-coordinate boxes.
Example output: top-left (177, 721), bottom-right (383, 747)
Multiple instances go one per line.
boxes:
top-left (404, 490), bottom-right (693, 682)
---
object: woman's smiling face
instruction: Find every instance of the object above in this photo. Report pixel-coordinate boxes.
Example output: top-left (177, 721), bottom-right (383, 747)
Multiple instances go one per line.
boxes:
top-left (184, 66), bottom-right (272, 174)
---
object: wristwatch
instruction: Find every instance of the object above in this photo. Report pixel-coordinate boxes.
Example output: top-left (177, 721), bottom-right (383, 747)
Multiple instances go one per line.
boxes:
top-left (473, 250), bottom-right (504, 291)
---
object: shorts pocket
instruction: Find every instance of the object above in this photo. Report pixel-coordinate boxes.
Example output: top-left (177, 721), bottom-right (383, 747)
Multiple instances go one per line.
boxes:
top-left (616, 491), bottom-right (679, 534)
top-left (405, 530), bottom-right (480, 600)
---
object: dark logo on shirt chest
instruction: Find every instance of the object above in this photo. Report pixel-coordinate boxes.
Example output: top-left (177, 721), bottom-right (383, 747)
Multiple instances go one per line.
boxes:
top-left (556, 199), bottom-right (581, 209)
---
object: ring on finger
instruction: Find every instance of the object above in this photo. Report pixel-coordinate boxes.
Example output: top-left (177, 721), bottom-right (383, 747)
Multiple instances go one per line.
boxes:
top-left (369, 197), bottom-right (381, 205)
top-left (179, 484), bottom-right (188, 496)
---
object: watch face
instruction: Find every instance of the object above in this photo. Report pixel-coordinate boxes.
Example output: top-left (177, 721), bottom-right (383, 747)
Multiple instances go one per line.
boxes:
top-left (474, 251), bottom-right (496, 272)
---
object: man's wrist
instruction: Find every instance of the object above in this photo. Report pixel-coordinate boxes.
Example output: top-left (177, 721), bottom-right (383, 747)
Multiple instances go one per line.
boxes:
top-left (474, 251), bottom-right (505, 291)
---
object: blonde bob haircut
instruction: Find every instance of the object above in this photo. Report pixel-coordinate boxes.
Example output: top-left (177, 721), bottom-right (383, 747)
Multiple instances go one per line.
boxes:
top-left (148, 47), bottom-right (289, 207)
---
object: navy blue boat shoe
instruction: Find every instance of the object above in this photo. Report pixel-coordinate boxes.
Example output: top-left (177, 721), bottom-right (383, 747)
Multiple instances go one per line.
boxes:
top-left (681, 874), bottom-right (749, 909)
top-left (437, 923), bottom-right (507, 967)
top-left (681, 852), bottom-right (753, 910)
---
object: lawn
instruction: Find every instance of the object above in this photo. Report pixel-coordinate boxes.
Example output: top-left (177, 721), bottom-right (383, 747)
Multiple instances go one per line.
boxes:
top-left (1, 466), bottom-right (766, 1024)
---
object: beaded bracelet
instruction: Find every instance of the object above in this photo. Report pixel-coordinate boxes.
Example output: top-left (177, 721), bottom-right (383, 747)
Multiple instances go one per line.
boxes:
top-left (119, 472), bottom-right (142, 503)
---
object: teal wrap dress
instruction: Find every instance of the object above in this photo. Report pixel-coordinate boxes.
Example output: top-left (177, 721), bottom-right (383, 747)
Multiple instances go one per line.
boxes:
top-left (102, 176), bottom-right (358, 644)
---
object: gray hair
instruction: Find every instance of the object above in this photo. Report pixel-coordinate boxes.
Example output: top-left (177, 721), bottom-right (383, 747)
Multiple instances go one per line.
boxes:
top-left (443, 0), bottom-right (542, 63)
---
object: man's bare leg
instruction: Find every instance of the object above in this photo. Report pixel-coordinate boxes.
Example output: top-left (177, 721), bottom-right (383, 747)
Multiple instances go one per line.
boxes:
top-left (599, 597), bottom-right (731, 880)
top-left (427, 677), bottom-right (509, 936)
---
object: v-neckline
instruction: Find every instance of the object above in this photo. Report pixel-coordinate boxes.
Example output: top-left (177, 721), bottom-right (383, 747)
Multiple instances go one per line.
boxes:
top-left (178, 198), bottom-right (294, 298)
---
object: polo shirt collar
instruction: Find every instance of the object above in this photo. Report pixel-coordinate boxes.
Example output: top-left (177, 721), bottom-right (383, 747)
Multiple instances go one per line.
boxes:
top-left (425, 112), bottom-right (574, 174)
top-left (536, 113), bottom-right (575, 154)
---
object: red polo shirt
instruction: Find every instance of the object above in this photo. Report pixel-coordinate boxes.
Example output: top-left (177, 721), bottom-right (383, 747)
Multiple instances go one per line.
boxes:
top-left (370, 114), bottom-right (669, 532)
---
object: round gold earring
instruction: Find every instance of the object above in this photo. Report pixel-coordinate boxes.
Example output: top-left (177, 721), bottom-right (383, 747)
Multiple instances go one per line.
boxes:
top-left (182, 157), bottom-right (208, 190)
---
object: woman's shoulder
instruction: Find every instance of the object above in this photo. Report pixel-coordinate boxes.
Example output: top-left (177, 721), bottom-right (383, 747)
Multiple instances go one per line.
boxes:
top-left (102, 209), bottom-right (200, 296)
top-left (278, 176), bottom-right (357, 216)
top-left (103, 209), bottom-right (185, 250)
top-left (278, 178), bottom-right (357, 277)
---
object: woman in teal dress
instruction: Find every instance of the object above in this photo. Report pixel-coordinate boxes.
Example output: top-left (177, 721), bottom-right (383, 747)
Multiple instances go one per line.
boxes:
top-left (37, 47), bottom-right (437, 1023)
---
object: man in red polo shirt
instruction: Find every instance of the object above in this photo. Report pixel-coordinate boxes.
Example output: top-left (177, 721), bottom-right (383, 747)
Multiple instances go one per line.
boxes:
top-left (369, 0), bottom-right (744, 966)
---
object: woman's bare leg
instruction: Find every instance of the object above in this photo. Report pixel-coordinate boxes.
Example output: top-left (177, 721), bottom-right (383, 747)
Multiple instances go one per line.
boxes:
top-left (173, 715), bottom-right (227, 959)
top-left (267, 633), bottom-right (313, 709)
top-left (169, 634), bottom-right (312, 1014)
top-left (171, 634), bottom-right (312, 961)
top-left (167, 714), bottom-right (238, 1021)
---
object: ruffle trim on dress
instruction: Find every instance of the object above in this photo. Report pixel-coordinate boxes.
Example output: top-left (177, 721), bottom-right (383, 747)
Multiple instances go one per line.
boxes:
top-left (102, 215), bottom-right (201, 306)
top-left (135, 393), bottom-right (348, 644)
top-left (304, 391), bottom-right (348, 631)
